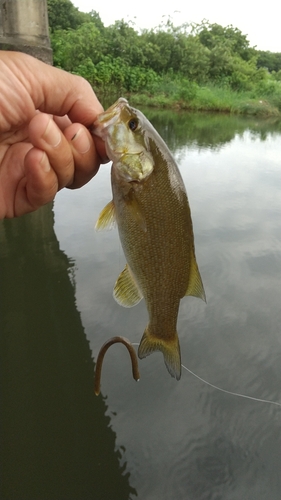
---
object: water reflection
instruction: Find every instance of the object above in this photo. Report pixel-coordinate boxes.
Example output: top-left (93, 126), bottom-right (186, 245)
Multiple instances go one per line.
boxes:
top-left (0, 205), bottom-right (135, 499)
top-left (144, 108), bottom-right (281, 151)
top-left (1, 110), bottom-right (281, 500)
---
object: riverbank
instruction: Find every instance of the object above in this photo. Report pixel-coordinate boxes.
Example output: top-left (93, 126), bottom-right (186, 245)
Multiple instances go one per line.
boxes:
top-left (125, 84), bottom-right (281, 117)
top-left (48, 6), bottom-right (281, 118)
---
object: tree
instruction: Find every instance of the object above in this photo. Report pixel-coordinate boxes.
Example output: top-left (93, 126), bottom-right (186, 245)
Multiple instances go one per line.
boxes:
top-left (256, 51), bottom-right (281, 72)
top-left (47, 0), bottom-right (103, 32)
top-left (179, 36), bottom-right (210, 83)
top-left (102, 20), bottom-right (145, 66)
top-left (195, 22), bottom-right (255, 61)
top-left (51, 23), bottom-right (104, 69)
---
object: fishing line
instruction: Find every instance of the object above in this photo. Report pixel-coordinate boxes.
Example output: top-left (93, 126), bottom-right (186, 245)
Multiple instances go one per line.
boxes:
top-left (181, 363), bottom-right (281, 408)
top-left (131, 343), bottom-right (281, 408)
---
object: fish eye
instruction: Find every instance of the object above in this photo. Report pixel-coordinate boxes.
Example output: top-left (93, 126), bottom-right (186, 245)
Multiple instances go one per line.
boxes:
top-left (128, 118), bottom-right (138, 131)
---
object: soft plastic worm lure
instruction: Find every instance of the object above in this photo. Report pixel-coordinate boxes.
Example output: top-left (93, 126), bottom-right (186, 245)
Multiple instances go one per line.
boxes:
top-left (94, 336), bottom-right (140, 395)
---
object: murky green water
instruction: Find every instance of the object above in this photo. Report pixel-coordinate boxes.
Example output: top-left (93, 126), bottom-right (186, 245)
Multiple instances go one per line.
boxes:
top-left (1, 111), bottom-right (281, 500)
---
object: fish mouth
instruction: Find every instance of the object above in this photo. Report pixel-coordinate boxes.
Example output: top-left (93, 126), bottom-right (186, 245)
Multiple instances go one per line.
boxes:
top-left (92, 98), bottom-right (128, 139)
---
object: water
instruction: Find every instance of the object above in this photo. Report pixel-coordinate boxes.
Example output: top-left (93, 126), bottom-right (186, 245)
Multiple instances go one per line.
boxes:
top-left (1, 111), bottom-right (281, 500)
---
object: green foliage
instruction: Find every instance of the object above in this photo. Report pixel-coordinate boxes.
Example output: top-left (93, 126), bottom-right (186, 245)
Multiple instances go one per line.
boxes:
top-left (272, 70), bottom-right (281, 82)
top-left (103, 20), bottom-right (145, 66)
top-left (195, 22), bottom-right (255, 61)
top-left (256, 50), bottom-right (281, 72)
top-left (47, 0), bottom-right (79, 31)
top-left (179, 37), bottom-right (210, 83)
top-left (51, 23), bottom-right (104, 69)
top-left (47, 0), bottom-right (103, 31)
top-left (235, 99), bottom-right (280, 116)
top-left (47, 0), bottom-right (281, 115)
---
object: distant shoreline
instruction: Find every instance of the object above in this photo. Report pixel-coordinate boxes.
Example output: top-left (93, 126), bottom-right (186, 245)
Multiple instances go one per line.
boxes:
top-left (98, 87), bottom-right (281, 117)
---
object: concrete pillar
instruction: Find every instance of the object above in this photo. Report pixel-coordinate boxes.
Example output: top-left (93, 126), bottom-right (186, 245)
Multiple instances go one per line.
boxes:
top-left (0, 0), bottom-right (52, 63)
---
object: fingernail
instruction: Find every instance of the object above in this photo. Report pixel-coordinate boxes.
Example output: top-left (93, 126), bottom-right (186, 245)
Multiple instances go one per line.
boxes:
top-left (71, 128), bottom-right (91, 154)
top-left (40, 151), bottom-right (51, 172)
top-left (43, 118), bottom-right (61, 147)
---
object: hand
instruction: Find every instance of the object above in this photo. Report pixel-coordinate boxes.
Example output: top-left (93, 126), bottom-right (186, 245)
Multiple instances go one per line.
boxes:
top-left (0, 51), bottom-right (107, 219)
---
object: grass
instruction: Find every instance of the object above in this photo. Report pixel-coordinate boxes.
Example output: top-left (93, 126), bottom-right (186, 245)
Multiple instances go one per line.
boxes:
top-left (123, 80), bottom-right (281, 117)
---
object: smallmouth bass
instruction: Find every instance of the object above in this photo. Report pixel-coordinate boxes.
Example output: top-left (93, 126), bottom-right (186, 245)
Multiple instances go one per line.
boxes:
top-left (93, 98), bottom-right (205, 380)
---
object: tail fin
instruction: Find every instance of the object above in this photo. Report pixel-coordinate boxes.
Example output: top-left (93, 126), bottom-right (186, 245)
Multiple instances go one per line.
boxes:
top-left (138, 326), bottom-right (181, 380)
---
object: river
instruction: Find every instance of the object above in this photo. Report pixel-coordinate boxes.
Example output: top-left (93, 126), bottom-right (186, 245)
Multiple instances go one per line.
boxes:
top-left (1, 110), bottom-right (281, 500)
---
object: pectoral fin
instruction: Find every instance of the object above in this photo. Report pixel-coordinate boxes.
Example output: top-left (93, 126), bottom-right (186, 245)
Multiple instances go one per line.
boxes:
top-left (95, 200), bottom-right (115, 231)
top-left (185, 253), bottom-right (206, 302)
top-left (113, 264), bottom-right (143, 307)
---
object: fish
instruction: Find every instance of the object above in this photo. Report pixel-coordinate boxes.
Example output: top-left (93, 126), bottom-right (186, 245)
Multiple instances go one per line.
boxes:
top-left (93, 98), bottom-right (205, 380)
